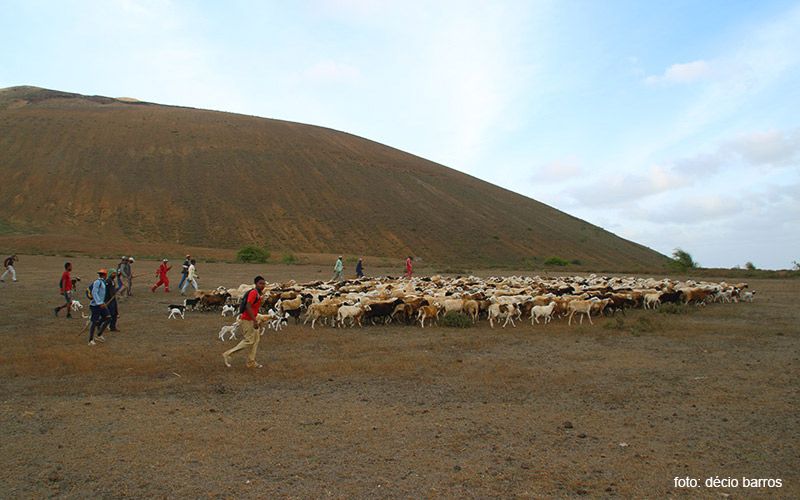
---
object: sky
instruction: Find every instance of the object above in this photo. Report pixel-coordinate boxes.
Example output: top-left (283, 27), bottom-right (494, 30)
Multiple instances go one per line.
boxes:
top-left (1, 0), bottom-right (799, 269)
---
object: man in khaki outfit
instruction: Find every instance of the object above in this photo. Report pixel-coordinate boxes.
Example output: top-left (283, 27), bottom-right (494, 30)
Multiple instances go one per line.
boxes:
top-left (223, 275), bottom-right (267, 368)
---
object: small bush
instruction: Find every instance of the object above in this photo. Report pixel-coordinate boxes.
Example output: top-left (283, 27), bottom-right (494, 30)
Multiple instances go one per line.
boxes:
top-left (236, 246), bottom-right (270, 263)
top-left (441, 312), bottom-right (473, 328)
top-left (282, 253), bottom-right (298, 265)
top-left (570, 259), bottom-right (582, 265)
top-left (631, 316), bottom-right (658, 335)
top-left (658, 303), bottom-right (689, 315)
top-left (744, 261), bottom-right (756, 271)
top-left (544, 256), bottom-right (569, 266)
top-left (603, 316), bottom-right (626, 330)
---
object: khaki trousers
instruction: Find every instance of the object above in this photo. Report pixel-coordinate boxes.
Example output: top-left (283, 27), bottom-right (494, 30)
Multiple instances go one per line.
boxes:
top-left (223, 320), bottom-right (260, 366)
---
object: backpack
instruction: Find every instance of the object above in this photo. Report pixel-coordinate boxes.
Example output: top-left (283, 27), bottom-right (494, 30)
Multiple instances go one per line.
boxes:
top-left (85, 278), bottom-right (101, 301)
top-left (238, 289), bottom-right (258, 315)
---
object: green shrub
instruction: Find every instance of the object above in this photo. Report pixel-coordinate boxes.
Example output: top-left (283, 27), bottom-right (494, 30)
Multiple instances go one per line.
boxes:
top-left (544, 256), bottom-right (569, 266)
top-left (671, 248), bottom-right (699, 270)
top-left (570, 259), bottom-right (582, 265)
top-left (603, 316), bottom-right (626, 330)
top-left (441, 312), bottom-right (473, 328)
top-left (236, 246), bottom-right (270, 263)
top-left (282, 253), bottom-right (298, 265)
top-left (744, 261), bottom-right (756, 271)
top-left (658, 303), bottom-right (689, 315)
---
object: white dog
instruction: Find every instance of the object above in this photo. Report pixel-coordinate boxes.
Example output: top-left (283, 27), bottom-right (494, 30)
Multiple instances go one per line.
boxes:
top-left (221, 304), bottom-right (237, 317)
top-left (218, 324), bottom-right (239, 341)
top-left (70, 299), bottom-right (84, 312)
top-left (168, 306), bottom-right (185, 319)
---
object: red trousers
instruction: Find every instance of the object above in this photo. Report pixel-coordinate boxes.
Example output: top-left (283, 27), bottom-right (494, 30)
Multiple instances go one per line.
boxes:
top-left (152, 276), bottom-right (170, 292)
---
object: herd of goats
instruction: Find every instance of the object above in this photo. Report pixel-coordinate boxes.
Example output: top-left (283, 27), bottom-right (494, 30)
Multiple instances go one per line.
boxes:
top-left (169, 274), bottom-right (754, 339)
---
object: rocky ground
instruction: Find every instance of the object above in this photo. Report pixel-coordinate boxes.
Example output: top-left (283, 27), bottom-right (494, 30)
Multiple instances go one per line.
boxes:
top-left (0, 256), bottom-right (797, 497)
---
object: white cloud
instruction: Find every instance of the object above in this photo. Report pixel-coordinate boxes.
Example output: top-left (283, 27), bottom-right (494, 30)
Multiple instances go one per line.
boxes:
top-left (645, 59), bottom-right (713, 85)
top-left (726, 129), bottom-right (800, 167)
top-left (567, 164), bottom-right (689, 207)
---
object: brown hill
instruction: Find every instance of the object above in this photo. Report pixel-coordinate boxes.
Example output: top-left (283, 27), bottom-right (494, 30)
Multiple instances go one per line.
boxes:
top-left (0, 86), bottom-right (668, 270)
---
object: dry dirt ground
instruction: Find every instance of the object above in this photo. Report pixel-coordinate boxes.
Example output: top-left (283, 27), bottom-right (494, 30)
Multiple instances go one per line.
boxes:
top-left (0, 255), bottom-right (797, 498)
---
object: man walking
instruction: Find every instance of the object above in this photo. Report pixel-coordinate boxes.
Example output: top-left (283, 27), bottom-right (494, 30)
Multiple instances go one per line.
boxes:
top-left (223, 275), bottom-right (267, 369)
top-left (1, 254), bottom-right (18, 282)
top-left (88, 269), bottom-right (111, 346)
top-left (54, 262), bottom-right (74, 318)
top-left (332, 256), bottom-right (344, 281)
top-left (118, 257), bottom-right (133, 296)
top-left (105, 270), bottom-right (120, 332)
top-left (177, 254), bottom-right (191, 291)
top-left (404, 256), bottom-right (413, 278)
top-left (355, 257), bottom-right (364, 278)
top-left (151, 259), bottom-right (171, 293)
top-left (181, 259), bottom-right (199, 295)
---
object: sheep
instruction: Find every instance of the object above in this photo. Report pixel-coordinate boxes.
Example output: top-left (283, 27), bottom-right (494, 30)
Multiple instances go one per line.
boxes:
top-left (643, 293), bottom-right (661, 309)
top-left (305, 302), bottom-right (340, 329)
top-left (742, 290), bottom-right (755, 302)
top-left (488, 303), bottom-right (516, 328)
top-left (221, 304), bottom-right (237, 317)
top-left (531, 301), bottom-right (556, 325)
top-left (567, 299), bottom-right (595, 326)
top-left (417, 305), bottom-right (441, 328)
top-left (462, 299), bottom-right (480, 323)
top-left (337, 303), bottom-right (371, 328)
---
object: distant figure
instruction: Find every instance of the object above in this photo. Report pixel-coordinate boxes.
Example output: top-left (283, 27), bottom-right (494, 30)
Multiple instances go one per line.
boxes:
top-left (151, 259), bottom-right (171, 293)
top-left (125, 257), bottom-right (135, 295)
top-left (88, 269), bottom-right (110, 346)
top-left (177, 254), bottom-right (191, 291)
top-left (355, 257), bottom-right (364, 278)
top-left (116, 257), bottom-right (126, 289)
top-left (118, 256), bottom-right (133, 296)
top-left (105, 270), bottom-right (120, 332)
top-left (1, 254), bottom-right (18, 282)
top-left (181, 259), bottom-right (199, 295)
top-left (404, 256), bottom-right (413, 278)
top-left (333, 256), bottom-right (344, 281)
top-left (223, 275), bottom-right (267, 369)
top-left (54, 261), bottom-right (74, 318)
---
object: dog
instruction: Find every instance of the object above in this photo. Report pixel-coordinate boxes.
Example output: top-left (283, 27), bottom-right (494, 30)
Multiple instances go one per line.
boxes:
top-left (268, 311), bottom-right (289, 331)
top-left (218, 324), bottom-right (239, 341)
top-left (221, 304), bottom-right (237, 317)
top-left (70, 299), bottom-right (84, 312)
top-left (168, 306), bottom-right (185, 319)
top-left (183, 297), bottom-right (200, 311)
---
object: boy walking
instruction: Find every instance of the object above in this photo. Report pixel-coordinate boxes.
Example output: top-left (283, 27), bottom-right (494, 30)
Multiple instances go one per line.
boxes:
top-left (223, 276), bottom-right (267, 368)
top-left (54, 262), bottom-right (74, 318)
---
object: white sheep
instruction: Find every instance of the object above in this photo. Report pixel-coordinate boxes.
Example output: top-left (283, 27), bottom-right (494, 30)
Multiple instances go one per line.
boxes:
top-left (531, 301), bottom-right (556, 325)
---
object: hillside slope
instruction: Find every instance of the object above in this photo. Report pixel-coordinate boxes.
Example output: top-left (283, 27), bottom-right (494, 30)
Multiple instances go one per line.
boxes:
top-left (0, 86), bottom-right (668, 270)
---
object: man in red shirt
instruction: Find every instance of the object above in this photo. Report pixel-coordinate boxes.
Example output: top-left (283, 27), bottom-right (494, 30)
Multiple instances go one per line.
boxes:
top-left (54, 262), bottom-right (74, 318)
top-left (223, 275), bottom-right (267, 369)
top-left (151, 259), bottom-right (172, 293)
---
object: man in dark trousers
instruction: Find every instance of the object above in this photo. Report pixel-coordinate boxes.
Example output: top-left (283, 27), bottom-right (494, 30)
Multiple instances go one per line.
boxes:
top-left (355, 257), bottom-right (365, 278)
top-left (54, 261), bottom-right (74, 318)
top-left (223, 275), bottom-right (267, 369)
top-left (88, 269), bottom-right (111, 346)
top-left (177, 255), bottom-right (191, 291)
top-left (105, 270), bottom-right (120, 332)
top-left (1, 254), bottom-right (18, 282)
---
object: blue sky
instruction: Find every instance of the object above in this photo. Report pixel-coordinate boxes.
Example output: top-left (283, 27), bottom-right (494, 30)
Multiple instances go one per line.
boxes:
top-left (2, 0), bottom-right (798, 269)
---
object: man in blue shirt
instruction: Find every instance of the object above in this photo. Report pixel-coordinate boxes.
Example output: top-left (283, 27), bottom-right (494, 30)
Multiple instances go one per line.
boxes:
top-left (88, 269), bottom-right (111, 346)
